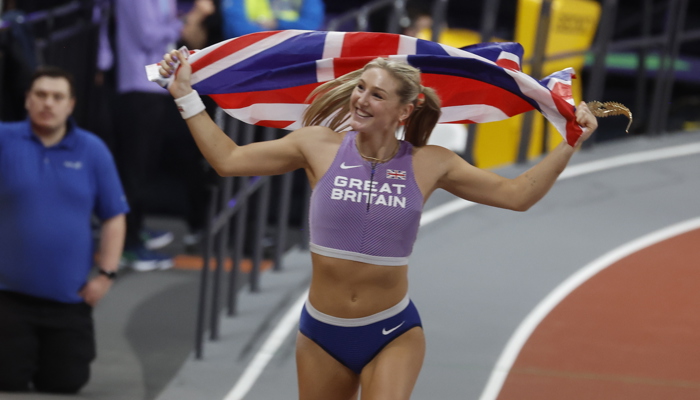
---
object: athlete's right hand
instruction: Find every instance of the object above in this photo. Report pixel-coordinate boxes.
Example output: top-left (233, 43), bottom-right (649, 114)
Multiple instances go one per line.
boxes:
top-left (159, 49), bottom-right (193, 99)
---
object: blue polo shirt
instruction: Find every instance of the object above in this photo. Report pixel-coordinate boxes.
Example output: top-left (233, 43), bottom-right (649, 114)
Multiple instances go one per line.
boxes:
top-left (0, 119), bottom-right (129, 303)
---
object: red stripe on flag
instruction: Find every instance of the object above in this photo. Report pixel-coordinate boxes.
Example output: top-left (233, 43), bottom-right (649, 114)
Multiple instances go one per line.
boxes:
top-left (550, 81), bottom-right (573, 102)
top-left (422, 73), bottom-right (534, 117)
top-left (496, 59), bottom-right (520, 71)
top-left (446, 119), bottom-right (478, 124)
top-left (332, 56), bottom-right (379, 78)
top-left (208, 83), bottom-right (320, 109)
top-left (550, 94), bottom-right (582, 146)
top-left (340, 32), bottom-right (400, 58)
top-left (191, 31), bottom-right (281, 74)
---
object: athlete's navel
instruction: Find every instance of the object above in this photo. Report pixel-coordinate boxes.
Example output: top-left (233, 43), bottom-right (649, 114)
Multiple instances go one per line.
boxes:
top-left (350, 293), bottom-right (358, 302)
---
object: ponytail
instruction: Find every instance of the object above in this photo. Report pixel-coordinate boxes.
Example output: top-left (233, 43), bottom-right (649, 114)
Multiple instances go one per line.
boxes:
top-left (403, 86), bottom-right (441, 147)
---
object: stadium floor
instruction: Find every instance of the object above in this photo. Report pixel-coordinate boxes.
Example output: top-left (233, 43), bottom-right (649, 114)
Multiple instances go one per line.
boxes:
top-left (5, 129), bottom-right (700, 400)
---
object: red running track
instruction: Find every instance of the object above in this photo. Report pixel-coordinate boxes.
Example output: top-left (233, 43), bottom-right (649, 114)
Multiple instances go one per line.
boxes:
top-left (498, 228), bottom-right (700, 399)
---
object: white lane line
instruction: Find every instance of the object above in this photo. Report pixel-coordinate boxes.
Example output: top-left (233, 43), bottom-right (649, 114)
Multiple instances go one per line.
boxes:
top-left (420, 198), bottom-right (476, 226)
top-left (223, 141), bottom-right (700, 400)
top-left (224, 290), bottom-right (309, 400)
top-left (478, 217), bottom-right (700, 400)
top-left (558, 142), bottom-right (700, 179)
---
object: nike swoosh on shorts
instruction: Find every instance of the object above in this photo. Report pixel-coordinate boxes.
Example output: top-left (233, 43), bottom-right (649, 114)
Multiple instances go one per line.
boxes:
top-left (382, 321), bottom-right (405, 335)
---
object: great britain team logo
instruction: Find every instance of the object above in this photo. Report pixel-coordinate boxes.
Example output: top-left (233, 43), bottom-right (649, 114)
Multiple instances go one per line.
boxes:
top-left (386, 169), bottom-right (406, 180)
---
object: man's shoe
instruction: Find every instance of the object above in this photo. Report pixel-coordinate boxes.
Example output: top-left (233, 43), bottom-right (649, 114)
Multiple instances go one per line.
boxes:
top-left (141, 229), bottom-right (174, 250)
top-left (122, 246), bottom-right (174, 272)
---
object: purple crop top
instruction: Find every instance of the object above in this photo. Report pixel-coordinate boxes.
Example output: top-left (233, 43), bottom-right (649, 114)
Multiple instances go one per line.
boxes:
top-left (309, 131), bottom-right (424, 266)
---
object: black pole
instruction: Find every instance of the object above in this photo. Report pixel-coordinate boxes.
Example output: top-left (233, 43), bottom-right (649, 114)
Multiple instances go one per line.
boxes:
top-left (299, 180), bottom-right (311, 250)
top-left (227, 177), bottom-right (247, 316)
top-left (517, 0), bottom-right (553, 163)
top-left (207, 229), bottom-right (222, 341)
top-left (463, 0), bottom-right (503, 166)
top-left (250, 175), bottom-right (270, 293)
top-left (194, 185), bottom-right (219, 359)
top-left (226, 122), bottom-right (254, 315)
top-left (656, 0), bottom-right (688, 134)
top-left (479, 0), bottom-right (500, 43)
top-left (208, 175), bottom-right (233, 341)
top-left (633, 0), bottom-right (654, 133)
top-left (582, 0), bottom-right (618, 147)
top-left (648, 0), bottom-right (681, 134)
top-left (386, 0), bottom-right (406, 34)
top-left (249, 128), bottom-right (274, 292)
top-left (273, 171), bottom-right (293, 271)
top-left (430, 0), bottom-right (449, 42)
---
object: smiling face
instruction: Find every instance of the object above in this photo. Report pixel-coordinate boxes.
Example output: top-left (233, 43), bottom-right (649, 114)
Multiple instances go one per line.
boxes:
top-left (349, 67), bottom-right (414, 135)
top-left (25, 76), bottom-right (75, 137)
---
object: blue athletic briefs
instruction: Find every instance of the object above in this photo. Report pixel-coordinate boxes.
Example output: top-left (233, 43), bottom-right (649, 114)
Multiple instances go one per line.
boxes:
top-left (0, 119), bottom-right (129, 303)
top-left (299, 295), bottom-right (422, 374)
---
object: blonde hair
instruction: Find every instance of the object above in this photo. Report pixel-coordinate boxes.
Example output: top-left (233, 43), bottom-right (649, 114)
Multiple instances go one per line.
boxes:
top-left (302, 58), bottom-right (442, 147)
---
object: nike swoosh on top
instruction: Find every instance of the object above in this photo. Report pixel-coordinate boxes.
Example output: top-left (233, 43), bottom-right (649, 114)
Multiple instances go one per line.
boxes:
top-left (382, 321), bottom-right (405, 335)
top-left (340, 162), bottom-right (361, 169)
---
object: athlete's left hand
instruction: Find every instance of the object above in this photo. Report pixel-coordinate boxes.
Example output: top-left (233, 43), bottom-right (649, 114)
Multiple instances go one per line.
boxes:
top-left (574, 101), bottom-right (598, 147)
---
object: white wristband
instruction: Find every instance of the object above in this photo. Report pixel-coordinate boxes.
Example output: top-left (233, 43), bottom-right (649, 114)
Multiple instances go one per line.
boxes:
top-left (174, 90), bottom-right (206, 119)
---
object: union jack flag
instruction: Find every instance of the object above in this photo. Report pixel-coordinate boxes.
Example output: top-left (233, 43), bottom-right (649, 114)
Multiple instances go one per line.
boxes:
top-left (386, 169), bottom-right (407, 180)
top-left (176, 30), bottom-right (581, 146)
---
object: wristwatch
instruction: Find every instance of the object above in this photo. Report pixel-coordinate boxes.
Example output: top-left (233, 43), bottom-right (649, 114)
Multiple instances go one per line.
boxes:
top-left (99, 269), bottom-right (118, 280)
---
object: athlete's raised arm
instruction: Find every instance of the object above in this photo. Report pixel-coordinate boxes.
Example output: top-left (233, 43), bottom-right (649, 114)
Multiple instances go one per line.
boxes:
top-left (434, 102), bottom-right (598, 211)
top-left (158, 49), bottom-right (310, 177)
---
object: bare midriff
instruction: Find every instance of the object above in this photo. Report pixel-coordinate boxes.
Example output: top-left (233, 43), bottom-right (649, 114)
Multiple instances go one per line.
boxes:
top-left (308, 252), bottom-right (409, 319)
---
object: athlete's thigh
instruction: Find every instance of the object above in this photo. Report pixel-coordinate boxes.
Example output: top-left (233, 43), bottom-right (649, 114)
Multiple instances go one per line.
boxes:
top-left (296, 332), bottom-right (359, 400)
top-left (359, 327), bottom-right (425, 400)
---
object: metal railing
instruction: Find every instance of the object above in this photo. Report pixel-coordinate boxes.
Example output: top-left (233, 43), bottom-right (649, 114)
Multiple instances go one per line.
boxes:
top-left (194, 112), bottom-right (302, 359)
